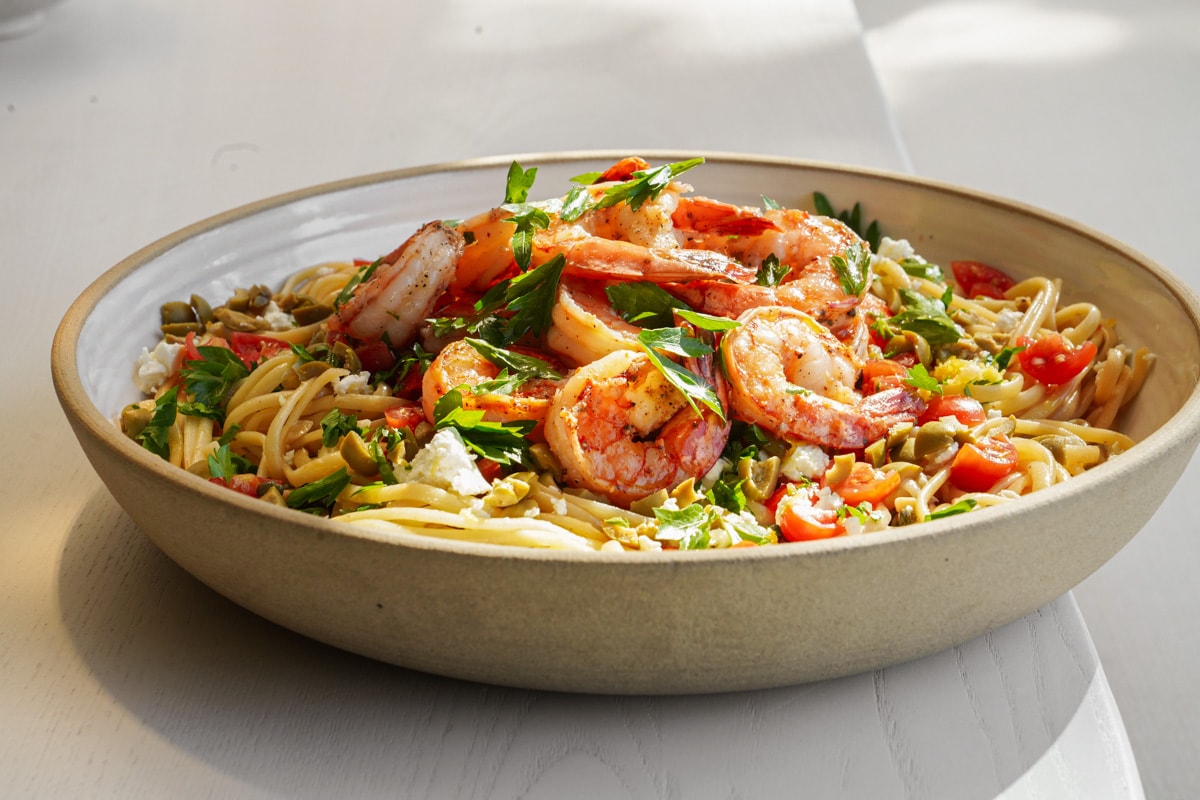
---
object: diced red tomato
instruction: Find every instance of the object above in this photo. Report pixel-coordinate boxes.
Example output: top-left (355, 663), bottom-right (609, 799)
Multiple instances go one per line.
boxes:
top-left (951, 260), bottom-right (1016, 299)
top-left (209, 473), bottom-right (264, 498)
top-left (950, 434), bottom-right (1019, 492)
top-left (767, 484), bottom-right (846, 542)
top-left (1016, 333), bottom-right (1097, 386)
top-left (861, 359), bottom-right (909, 394)
top-left (476, 458), bottom-right (505, 483)
top-left (826, 461), bottom-right (901, 507)
top-left (918, 394), bottom-right (986, 427)
top-left (228, 331), bottom-right (289, 368)
top-left (355, 340), bottom-right (396, 374)
top-left (384, 404), bottom-right (428, 431)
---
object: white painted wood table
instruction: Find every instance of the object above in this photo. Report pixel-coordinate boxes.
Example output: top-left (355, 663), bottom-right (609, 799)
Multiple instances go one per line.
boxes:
top-left (1, 1), bottom-right (1154, 797)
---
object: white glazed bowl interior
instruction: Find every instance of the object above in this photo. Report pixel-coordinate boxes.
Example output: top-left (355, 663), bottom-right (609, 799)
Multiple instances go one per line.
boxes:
top-left (53, 152), bottom-right (1200, 694)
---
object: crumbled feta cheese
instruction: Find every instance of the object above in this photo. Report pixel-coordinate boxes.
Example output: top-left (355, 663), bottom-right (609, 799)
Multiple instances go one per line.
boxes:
top-left (995, 308), bottom-right (1023, 333)
top-left (334, 371), bottom-right (372, 395)
top-left (405, 428), bottom-right (491, 496)
top-left (134, 340), bottom-right (183, 394)
top-left (875, 236), bottom-right (917, 264)
top-left (260, 301), bottom-right (295, 331)
top-left (780, 443), bottom-right (830, 481)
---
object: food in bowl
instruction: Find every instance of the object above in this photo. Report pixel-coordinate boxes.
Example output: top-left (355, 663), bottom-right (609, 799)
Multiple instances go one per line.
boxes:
top-left (118, 156), bottom-right (1153, 552)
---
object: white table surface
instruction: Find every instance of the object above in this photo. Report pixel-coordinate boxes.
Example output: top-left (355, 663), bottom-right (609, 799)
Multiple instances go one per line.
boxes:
top-left (4, 0), bottom-right (1193, 796)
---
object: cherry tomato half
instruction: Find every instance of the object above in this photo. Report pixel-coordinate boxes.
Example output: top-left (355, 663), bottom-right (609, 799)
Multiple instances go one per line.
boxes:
top-left (773, 486), bottom-right (846, 542)
top-left (862, 359), bottom-right (909, 394)
top-left (1016, 333), bottom-right (1098, 386)
top-left (950, 434), bottom-right (1019, 492)
top-left (384, 404), bottom-right (428, 431)
top-left (826, 461), bottom-right (901, 507)
top-left (229, 331), bottom-right (289, 368)
top-left (951, 260), bottom-right (1016, 299)
top-left (918, 394), bottom-right (986, 427)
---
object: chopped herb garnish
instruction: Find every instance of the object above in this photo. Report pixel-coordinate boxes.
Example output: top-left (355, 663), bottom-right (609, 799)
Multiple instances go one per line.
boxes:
top-left (464, 338), bottom-right (562, 380)
top-left (928, 498), bottom-right (978, 520)
top-left (569, 157), bottom-right (704, 219)
top-left (606, 281), bottom-right (690, 328)
top-left (899, 257), bottom-right (945, 284)
top-left (503, 205), bottom-right (552, 271)
top-left (674, 308), bottom-right (740, 333)
top-left (993, 345), bottom-right (1025, 371)
top-left (755, 253), bottom-right (790, 286)
top-left (889, 288), bottom-right (964, 346)
top-left (432, 388), bottom-right (534, 465)
top-left (179, 345), bottom-right (251, 421)
top-left (830, 243), bottom-right (871, 296)
top-left (135, 386), bottom-right (178, 459)
top-left (286, 467), bottom-right (350, 514)
top-left (320, 408), bottom-right (360, 448)
top-left (334, 258), bottom-right (381, 309)
top-left (207, 442), bottom-right (254, 481)
top-left (905, 363), bottom-right (942, 394)
top-left (636, 328), bottom-right (725, 420)
top-left (498, 253), bottom-right (565, 342)
top-left (653, 503), bottom-right (712, 550)
top-left (706, 476), bottom-right (748, 514)
top-left (503, 161), bottom-right (538, 204)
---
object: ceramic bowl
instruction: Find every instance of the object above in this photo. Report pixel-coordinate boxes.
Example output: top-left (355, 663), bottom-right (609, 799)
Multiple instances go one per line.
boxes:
top-left (52, 152), bottom-right (1200, 694)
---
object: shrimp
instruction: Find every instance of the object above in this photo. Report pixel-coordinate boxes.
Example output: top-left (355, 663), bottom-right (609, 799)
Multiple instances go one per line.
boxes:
top-left (720, 306), bottom-right (923, 450)
top-left (421, 339), bottom-right (564, 440)
top-left (545, 276), bottom-right (642, 366)
top-left (450, 163), bottom-right (753, 294)
top-left (332, 221), bottom-right (465, 347)
top-left (544, 348), bottom-right (730, 506)
top-left (672, 198), bottom-right (863, 275)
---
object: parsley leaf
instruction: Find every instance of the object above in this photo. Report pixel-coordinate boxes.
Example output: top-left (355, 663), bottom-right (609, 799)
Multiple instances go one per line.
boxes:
top-left (500, 253), bottom-right (565, 342)
top-left (636, 328), bottom-right (725, 421)
top-left (464, 338), bottom-right (562, 380)
top-left (286, 467), bottom-right (350, 514)
top-left (586, 157), bottom-right (704, 214)
top-left (755, 253), bottom-right (791, 286)
top-left (653, 503), bottom-right (712, 550)
top-left (207, 442), bottom-right (255, 481)
top-left (830, 243), bottom-right (871, 296)
top-left (179, 345), bottom-right (250, 422)
top-left (928, 498), bottom-right (978, 520)
top-left (503, 204), bottom-right (552, 270)
top-left (673, 308), bottom-right (740, 332)
top-left (890, 288), bottom-right (964, 346)
top-left (899, 257), bottom-right (945, 284)
top-left (135, 387), bottom-right (178, 459)
top-left (503, 161), bottom-right (538, 204)
top-left (432, 389), bottom-right (534, 465)
top-left (706, 476), bottom-right (747, 514)
top-left (904, 363), bottom-right (942, 394)
top-left (334, 258), bottom-right (381, 309)
top-left (320, 408), bottom-right (360, 448)
top-left (606, 281), bottom-right (690, 328)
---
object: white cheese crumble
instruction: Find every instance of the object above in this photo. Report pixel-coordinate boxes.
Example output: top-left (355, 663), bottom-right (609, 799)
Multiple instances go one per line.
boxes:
top-left (260, 301), bottom-right (294, 331)
top-left (405, 428), bottom-right (491, 496)
top-left (134, 340), bottom-right (183, 393)
top-left (995, 308), bottom-right (1023, 333)
top-left (780, 443), bottom-right (830, 481)
top-left (334, 371), bottom-right (372, 395)
top-left (874, 236), bottom-right (917, 264)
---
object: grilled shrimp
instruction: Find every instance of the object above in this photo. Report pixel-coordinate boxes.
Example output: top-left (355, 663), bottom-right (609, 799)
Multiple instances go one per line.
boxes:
top-left (545, 276), bottom-right (642, 366)
top-left (544, 348), bottom-right (730, 506)
top-left (720, 306), bottom-right (923, 450)
top-left (421, 339), bottom-right (564, 440)
top-left (333, 221), bottom-right (465, 346)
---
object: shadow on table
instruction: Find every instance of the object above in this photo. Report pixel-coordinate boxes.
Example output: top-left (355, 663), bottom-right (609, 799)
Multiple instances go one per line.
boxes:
top-left (57, 488), bottom-right (1117, 800)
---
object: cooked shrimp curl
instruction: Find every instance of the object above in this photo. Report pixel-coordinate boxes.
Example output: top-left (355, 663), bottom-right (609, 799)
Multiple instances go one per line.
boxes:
top-left (544, 348), bottom-right (731, 506)
top-left (720, 306), bottom-right (924, 450)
